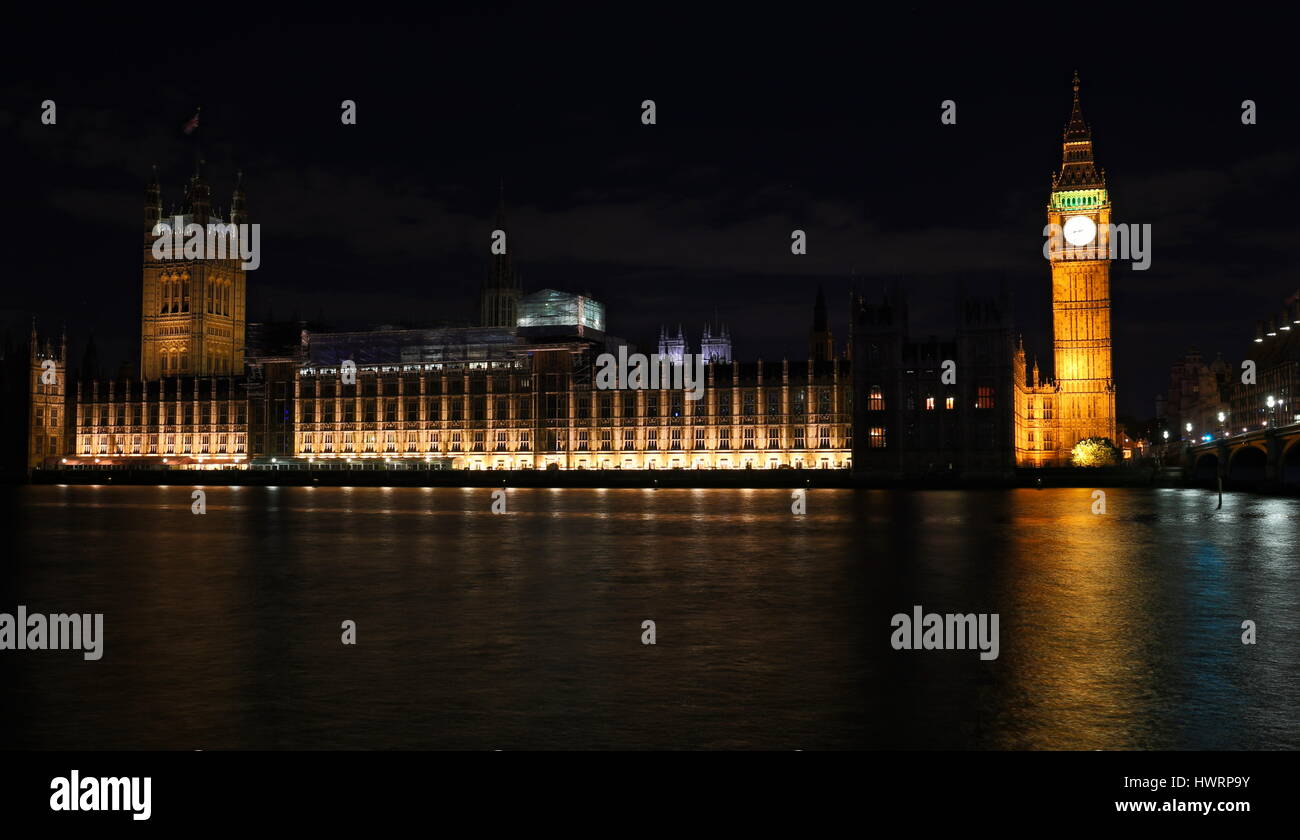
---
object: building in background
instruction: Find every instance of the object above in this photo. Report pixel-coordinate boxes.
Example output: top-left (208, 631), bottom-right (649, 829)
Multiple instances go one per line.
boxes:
top-left (517, 289), bottom-right (605, 341)
top-left (657, 325), bottom-right (686, 364)
top-left (0, 319), bottom-right (69, 473)
top-left (851, 282), bottom-right (1017, 479)
top-left (1157, 348), bottom-right (1231, 441)
top-left (69, 173), bottom-right (852, 470)
top-left (1231, 294), bottom-right (1300, 432)
top-left (700, 321), bottom-right (732, 364)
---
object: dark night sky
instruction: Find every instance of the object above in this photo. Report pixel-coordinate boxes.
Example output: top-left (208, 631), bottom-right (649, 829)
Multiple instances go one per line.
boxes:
top-left (3, 8), bottom-right (1296, 421)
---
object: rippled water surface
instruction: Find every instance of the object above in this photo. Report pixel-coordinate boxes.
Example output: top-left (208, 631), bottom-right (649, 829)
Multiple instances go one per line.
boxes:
top-left (4, 485), bottom-right (1297, 749)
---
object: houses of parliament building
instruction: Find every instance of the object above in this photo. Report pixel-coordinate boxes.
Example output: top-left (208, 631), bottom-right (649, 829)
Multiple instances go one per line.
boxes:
top-left (59, 174), bottom-right (857, 473)
top-left (9, 77), bottom-right (1115, 477)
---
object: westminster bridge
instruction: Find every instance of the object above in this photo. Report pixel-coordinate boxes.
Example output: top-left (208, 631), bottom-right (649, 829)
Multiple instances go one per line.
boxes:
top-left (1184, 420), bottom-right (1300, 488)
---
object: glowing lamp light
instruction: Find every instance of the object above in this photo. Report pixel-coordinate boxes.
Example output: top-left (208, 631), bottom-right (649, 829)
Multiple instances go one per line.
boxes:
top-left (1218, 412), bottom-right (1225, 422)
top-left (1185, 422), bottom-right (1192, 432)
top-left (1162, 430), bottom-right (1169, 440)
top-left (1267, 395), bottom-right (1276, 408)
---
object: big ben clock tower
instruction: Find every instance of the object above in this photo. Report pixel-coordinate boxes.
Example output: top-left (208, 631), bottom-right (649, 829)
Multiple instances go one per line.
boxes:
top-left (1046, 72), bottom-right (1117, 455)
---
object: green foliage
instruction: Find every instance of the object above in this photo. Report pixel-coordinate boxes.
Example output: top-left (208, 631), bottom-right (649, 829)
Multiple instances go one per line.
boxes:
top-left (1071, 437), bottom-right (1119, 468)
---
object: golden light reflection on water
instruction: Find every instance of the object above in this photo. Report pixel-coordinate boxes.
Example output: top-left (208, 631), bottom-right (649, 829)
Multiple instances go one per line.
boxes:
top-left (8, 485), bottom-right (1299, 749)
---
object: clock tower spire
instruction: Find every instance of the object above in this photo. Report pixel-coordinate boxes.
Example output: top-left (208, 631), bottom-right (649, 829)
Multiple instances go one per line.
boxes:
top-left (1044, 72), bottom-right (1117, 461)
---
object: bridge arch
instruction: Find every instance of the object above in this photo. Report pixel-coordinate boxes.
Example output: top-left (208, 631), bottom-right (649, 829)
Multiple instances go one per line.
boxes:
top-left (1282, 439), bottom-right (1300, 486)
top-left (1192, 451), bottom-right (1220, 483)
top-left (1227, 444), bottom-right (1268, 484)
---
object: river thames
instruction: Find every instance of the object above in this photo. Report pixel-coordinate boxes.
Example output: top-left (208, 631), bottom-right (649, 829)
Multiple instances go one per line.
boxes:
top-left (4, 485), bottom-right (1297, 750)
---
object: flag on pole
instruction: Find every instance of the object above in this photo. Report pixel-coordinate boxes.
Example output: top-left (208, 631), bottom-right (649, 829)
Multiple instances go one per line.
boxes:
top-left (182, 109), bottom-right (200, 135)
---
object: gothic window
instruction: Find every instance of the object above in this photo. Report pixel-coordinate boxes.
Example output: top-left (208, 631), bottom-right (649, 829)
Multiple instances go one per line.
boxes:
top-left (869, 386), bottom-right (885, 411)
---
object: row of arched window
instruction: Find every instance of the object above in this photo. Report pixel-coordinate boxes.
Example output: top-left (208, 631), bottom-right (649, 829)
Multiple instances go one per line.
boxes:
top-left (158, 273), bottom-right (235, 316)
top-left (160, 349), bottom-right (189, 373)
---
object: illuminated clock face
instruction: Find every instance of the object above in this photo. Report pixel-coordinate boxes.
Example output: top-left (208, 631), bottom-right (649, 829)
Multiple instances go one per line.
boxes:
top-left (1063, 214), bottom-right (1097, 246)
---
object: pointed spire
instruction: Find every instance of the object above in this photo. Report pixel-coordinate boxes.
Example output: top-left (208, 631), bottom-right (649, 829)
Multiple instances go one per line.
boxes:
top-left (183, 159), bottom-right (211, 223)
top-left (1064, 70), bottom-right (1089, 142)
top-left (1054, 71), bottom-right (1104, 190)
top-left (813, 284), bottom-right (828, 332)
top-left (144, 167), bottom-right (162, 234)
top-left (231, 170), bottom-right (247, 226)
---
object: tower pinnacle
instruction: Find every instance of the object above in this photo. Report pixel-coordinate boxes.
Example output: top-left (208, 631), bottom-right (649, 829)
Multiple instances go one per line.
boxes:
top-left (1054, 72), bottom-right (1104, 190)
